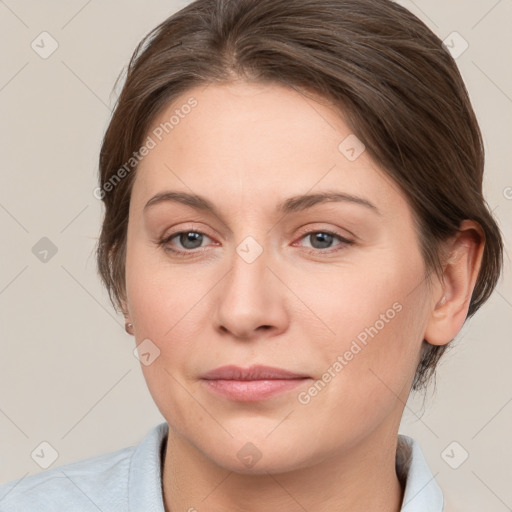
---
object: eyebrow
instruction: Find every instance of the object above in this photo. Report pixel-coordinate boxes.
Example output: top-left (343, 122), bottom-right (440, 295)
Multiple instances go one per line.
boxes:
top-left (143, 190), bottom-right (381, 216)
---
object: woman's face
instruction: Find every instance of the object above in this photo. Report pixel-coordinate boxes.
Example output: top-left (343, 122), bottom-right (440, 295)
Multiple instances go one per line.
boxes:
top-left (125, 81), bottom-right (435, 473)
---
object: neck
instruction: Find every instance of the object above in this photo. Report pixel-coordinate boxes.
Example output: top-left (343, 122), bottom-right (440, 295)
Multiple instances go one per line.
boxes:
top-left (161, 427), bottom-right (404, 512)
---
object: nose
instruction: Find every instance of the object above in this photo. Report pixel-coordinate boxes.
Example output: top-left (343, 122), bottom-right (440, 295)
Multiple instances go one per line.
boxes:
top-left (212, 243), bottom-right (289, 341)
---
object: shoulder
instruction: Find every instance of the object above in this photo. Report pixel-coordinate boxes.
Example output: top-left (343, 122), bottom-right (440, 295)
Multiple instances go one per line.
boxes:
top-left (0, 445), bottom-right (134, 511)
top-left (0, 422), bottom-right (168, 512)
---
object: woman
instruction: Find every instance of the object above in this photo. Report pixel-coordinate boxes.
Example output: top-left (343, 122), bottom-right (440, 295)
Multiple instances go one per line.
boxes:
top-left (0, 0), bottom-right (503, 510)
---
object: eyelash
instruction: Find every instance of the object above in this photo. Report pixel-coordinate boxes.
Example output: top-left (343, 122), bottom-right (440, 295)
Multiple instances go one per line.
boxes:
top-left (157, 227), bottom-right (354, 257)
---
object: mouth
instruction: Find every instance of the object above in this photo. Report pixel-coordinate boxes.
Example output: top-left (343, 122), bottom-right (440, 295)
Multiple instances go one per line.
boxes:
top-left (200, 365), bottom-right (312, 402)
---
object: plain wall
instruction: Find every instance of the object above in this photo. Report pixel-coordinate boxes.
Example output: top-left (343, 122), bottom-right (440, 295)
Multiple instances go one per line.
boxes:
top-left (0, 1), bottom-right (510, 510)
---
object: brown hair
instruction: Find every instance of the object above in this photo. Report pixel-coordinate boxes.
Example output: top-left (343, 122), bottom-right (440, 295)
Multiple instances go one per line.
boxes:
top-left (96, 0), bottom-right (503, 391)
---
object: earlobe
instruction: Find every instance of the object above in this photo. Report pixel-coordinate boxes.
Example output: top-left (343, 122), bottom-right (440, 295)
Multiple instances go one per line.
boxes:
top-left (121, 298), bottom-right (135, 335)
top-left (424, 220), bottom-right (485, 347)
top-left (125, 321), bottom-right (134, 335)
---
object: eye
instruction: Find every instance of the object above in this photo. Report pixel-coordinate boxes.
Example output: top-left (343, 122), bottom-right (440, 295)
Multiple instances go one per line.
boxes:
top-left (158, 230), bottom-right (214, 255)
top-left (294, 230), bottom-right (354, 253)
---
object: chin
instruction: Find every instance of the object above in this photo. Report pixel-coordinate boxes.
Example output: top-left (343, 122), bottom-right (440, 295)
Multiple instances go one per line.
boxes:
top-left (193, 430), bottom-right (328, 476)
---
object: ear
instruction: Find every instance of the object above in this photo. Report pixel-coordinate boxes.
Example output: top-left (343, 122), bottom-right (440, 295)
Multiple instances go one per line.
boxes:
top-left (424, 220), bottom-right (485, 346)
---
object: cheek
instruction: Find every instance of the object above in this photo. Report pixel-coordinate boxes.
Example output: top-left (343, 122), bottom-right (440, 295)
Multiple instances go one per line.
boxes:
top-left (125, 242), bottom-right (230, 407)
top-left (125, 248), bottom-right (219, 424)
top-left (125, 234), bottom-right (217, 339)
top-left (286, 243), bottom-right (426, 351)
top-left (293, 247), bottom-right (428, 402)
top-left (291, 276), bottom-right (427, 453)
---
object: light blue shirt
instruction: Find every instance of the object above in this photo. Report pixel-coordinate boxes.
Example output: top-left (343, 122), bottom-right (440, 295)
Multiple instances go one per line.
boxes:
top-left (0, 423), bottom-right (443, 511)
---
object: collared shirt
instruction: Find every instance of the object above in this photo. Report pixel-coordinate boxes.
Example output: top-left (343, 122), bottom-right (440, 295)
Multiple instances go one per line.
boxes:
top-left (0, 422), bottom-right (444, 511)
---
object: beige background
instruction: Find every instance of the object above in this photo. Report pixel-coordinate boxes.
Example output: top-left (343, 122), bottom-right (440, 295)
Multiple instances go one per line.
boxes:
top-left (0, 0), bottom-right (510, 510)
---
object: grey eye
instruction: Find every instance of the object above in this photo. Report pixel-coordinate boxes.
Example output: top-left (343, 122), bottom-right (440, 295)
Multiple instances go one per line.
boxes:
top-left (178, 232), bottom-right (204, 249)
top-left (307, 232), bottom-right (335, 249)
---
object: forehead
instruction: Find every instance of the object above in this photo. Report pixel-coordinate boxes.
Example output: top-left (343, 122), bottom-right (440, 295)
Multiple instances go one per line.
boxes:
top-left (131, 81), bottom-right (408, 216)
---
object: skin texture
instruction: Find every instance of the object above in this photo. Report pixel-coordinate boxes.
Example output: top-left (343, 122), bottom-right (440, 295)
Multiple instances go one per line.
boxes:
top-left (123, 81), bottom-right (484, 511)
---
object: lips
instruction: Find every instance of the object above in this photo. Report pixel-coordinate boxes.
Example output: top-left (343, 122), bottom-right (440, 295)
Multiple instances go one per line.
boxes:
top-left (200, 364), bottom-right (310, 381)
top-left (200, 365), bottom-right (311, 402)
